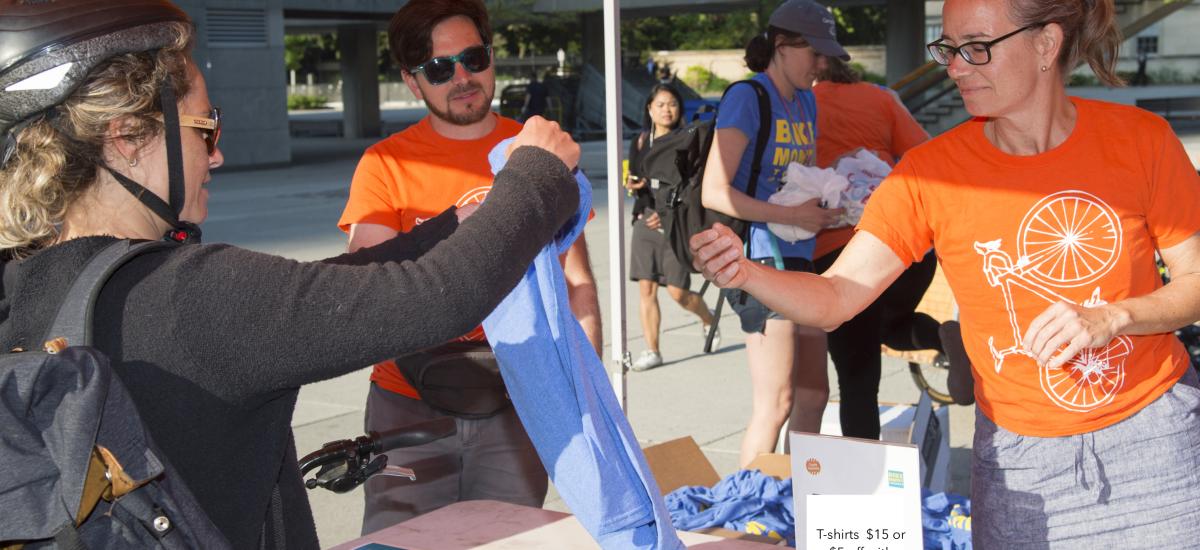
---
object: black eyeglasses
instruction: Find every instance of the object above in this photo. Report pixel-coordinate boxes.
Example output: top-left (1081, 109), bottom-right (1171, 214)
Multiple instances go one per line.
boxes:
top-left (410, 45), bottom-right (492, 85)
top-left (179, 107), bottom-right (222, 155)
top-left (927, 25), bottom-right (1041, 66)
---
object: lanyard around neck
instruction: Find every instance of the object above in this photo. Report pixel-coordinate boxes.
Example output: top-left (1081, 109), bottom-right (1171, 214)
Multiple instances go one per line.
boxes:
top-left (763, 72), bottom-right (800, 129)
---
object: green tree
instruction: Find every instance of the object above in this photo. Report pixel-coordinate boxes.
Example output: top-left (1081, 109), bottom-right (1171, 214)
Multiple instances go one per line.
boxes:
top-left (489, 0), bottom-right (582, 61)
top-left (619, 2), bottom-right (887, 58)
top-left (829, 6), bottom-right (887, 46)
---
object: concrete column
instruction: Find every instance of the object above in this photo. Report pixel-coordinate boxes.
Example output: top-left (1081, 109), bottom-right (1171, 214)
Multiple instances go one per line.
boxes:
top-left (338, 24), bottom-right (381, 139)
top-left (179, 0), bottom-right (291, 168)
top-left (885, 0), bottom-right (926, 85)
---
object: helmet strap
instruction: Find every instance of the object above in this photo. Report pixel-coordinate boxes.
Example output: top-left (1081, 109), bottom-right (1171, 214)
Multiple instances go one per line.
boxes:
top-left (100, 77), bottom-right (202, 244)
top-left (1, 117), bottom-right (37, 168)
top-left (1, 131), bottom-right (17, 168)
top-left (159, 77), bottom-right (187, 222)
top-left (98, 163), bottom-right (196, 242)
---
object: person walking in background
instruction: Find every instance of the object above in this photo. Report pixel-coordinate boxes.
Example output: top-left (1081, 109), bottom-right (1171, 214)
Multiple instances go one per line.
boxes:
top-left (810, 55), bottom-right (974, 440)
top-left (625, 84), bottom-right (719, 372)
top-left (338, 0), bottom-right (602, 535)
top-left (519, 68), bottom-right (547, 122)
top-left (693, 0), bottom-right (1200, 544)
top-left (700, 0), bottom-right (846, 467)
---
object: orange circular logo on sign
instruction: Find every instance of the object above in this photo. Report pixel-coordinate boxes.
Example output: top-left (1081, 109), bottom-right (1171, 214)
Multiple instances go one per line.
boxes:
top-left (805, 458), bottom-right (821, 475)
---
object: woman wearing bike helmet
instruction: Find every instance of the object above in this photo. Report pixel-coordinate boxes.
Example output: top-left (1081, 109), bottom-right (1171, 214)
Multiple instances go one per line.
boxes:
top-left (0, 1), bottom-right (580, 547)
top-left (694, 0), bottom-right (1200, 545)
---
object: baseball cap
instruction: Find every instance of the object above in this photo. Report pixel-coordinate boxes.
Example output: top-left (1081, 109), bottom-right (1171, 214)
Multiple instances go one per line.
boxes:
top-left (768, 0), bottom-right (851, 61)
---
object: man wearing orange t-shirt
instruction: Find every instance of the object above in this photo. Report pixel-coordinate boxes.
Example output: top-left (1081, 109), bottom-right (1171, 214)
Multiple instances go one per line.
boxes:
top-left (339, 0), bottom-right (601, 534)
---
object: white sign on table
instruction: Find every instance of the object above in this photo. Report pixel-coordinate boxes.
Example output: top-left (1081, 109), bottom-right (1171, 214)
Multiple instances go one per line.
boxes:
top-left (790, 432), bottom-right (922, 550)
top-left (806, 495), bottom-right (918, 550)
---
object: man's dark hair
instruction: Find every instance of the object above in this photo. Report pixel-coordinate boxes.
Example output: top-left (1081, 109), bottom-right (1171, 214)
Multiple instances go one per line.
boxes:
top-left (389, 0), bottom-right (492, 73)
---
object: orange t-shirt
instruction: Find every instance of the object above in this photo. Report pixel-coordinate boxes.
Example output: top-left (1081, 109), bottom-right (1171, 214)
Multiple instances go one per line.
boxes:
top-left (813, 81), bottom-right (929, 259)
top-left (858, 97), bottom-right (1200, 437)
top-left (338, 113), bottom-right (523, 398)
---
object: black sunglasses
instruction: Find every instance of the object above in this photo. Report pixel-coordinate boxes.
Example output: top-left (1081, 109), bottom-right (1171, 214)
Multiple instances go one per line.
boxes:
top-left (927, 25), bottom-right (1041, 66)
top-left (179, 107), bottom-right (222, 155)
top-left (411, 45), bottom-right (492, 85)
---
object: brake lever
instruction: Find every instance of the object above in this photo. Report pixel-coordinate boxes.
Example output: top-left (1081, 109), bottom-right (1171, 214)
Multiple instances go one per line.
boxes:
top-left (300, 417), bottom-right (456, 493)
top-left (298, 437), bottom-right (361, 477)
top-left (305, 454), bottom-right (391, 493)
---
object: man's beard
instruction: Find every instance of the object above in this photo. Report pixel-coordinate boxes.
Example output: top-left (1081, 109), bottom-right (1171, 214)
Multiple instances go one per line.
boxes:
top-left (426, 81), bottom-right (493, 126)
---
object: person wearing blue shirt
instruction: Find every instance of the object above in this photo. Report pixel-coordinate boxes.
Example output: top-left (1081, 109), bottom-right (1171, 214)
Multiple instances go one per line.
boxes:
top-left (700, 0), bottom-right (847, 467)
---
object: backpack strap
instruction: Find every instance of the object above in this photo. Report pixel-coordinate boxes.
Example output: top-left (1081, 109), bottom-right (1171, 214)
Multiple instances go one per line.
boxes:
top-left (736, 79), bottom-right (773, 206)
top-left (714, 79), bottom-right (773, 240)
top-left (43, 240), bottom-right (174, 348)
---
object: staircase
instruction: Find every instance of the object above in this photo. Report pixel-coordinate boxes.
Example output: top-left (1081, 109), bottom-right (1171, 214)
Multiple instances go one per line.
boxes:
top-left (897, 0), bottom-right (1196, 135)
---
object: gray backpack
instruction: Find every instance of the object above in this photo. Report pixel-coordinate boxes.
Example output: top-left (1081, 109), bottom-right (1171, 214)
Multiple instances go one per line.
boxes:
top-left (0, 240), bottom-right (230, 549)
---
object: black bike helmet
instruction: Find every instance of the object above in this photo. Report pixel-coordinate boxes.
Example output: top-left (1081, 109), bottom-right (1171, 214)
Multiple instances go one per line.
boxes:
top-left (0, 0), bottom-right (202, 243)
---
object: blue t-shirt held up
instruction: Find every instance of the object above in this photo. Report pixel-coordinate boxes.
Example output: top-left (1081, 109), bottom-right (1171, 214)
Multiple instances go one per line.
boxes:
top-left (482, 140), bottom-right (685, 550)
top-left (716, 72), bottom-right (818, 261)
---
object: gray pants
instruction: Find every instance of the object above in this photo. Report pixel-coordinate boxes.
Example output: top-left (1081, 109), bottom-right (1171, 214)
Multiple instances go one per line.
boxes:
top-left (973, 368), bottom-right (1200, 548)
top-left (360, 383), bottom-right (548, 535)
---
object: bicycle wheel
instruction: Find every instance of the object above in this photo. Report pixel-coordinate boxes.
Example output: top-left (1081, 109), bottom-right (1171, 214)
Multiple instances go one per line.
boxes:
top-left (1040, 336), bottom-right (1130, 412)
top-left (909, 358), bottom-right (954, 405)
top-left (1018, 190), bottom-right (1122, 288)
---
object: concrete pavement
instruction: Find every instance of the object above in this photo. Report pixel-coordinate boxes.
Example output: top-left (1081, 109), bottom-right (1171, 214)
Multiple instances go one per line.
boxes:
top-left (203, 108), bottom-right (1200, 547)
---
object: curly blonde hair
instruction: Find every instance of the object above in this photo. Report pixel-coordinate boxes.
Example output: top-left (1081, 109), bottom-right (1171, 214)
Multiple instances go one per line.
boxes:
top-left (0, 22), bottom-right (193, 253)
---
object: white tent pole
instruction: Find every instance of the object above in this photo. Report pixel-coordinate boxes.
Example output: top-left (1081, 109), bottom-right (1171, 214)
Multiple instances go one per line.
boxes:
top-left (602, 0), bottom-right (628, 411)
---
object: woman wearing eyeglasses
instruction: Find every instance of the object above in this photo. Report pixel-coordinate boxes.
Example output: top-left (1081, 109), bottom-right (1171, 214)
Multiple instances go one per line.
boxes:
top-left (693, 0), bottom-right (1200, 545)
top-left (0, 1), bottom-right (580, 547)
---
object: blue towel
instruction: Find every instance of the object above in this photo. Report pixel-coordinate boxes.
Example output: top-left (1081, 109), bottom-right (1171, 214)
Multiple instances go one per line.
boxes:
top-left (665, 469), bottom-right (794, 546)
top-left (921, 490), bottom-right (971, 550)
top-left (481, 140), bottom-right (684, 550)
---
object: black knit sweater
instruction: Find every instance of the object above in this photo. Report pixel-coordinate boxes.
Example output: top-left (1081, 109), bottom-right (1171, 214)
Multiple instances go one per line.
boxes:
top-left (0, 147), bottom-right (579, 549)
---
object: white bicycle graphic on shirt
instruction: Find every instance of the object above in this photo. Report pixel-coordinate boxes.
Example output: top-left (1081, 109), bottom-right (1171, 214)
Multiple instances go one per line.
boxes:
top-left (973, 190), bottom-right (1132, 412)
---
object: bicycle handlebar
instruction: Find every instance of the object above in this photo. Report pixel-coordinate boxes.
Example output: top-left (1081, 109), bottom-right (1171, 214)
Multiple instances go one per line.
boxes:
top-left (368, 416), bottom-right (457, 454)
top-left (299, 416), bottom-right (457, 493)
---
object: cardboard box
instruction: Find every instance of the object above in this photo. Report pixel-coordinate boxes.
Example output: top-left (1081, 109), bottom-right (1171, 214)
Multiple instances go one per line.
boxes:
top-left (643, 437), bottom-right (788, 546)
top-left (643, 395), bottom-right (949, 545)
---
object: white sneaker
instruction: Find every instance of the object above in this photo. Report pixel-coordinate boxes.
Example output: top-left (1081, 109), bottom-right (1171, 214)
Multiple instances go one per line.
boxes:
top-left (702, 310), bottom-right (721, 352)
top-left (631, 350), bottom-right (663, 371)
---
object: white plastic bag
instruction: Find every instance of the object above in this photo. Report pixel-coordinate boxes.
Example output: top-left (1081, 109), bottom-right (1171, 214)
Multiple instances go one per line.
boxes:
top-left (766, 163), bottom-right (848, 243)
top-left (833, 149), bottom-right (891, 226)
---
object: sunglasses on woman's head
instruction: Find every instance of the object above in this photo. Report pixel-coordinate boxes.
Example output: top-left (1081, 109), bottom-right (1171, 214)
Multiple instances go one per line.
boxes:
top-left (179, 107), bottom-right (222, 155)
top-left (410, 45), bottom-right (492, 85)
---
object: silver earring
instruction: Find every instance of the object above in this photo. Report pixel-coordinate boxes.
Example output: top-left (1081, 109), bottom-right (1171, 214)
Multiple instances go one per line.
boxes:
top-left (128, 157), bottom-right (138, 167)
top-left (1040, 65), bottom-right (1048, 72)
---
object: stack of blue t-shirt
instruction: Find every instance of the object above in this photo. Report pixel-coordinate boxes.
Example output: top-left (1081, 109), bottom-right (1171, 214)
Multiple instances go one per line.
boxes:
top-left (922, 491), bottom-right (971, 550)
top-left (665, 469), bottom-right (794, 546)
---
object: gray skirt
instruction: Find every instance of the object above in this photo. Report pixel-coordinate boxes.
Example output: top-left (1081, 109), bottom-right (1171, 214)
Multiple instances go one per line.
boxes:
top-left (972, 368), bottom-right (1200, 548)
